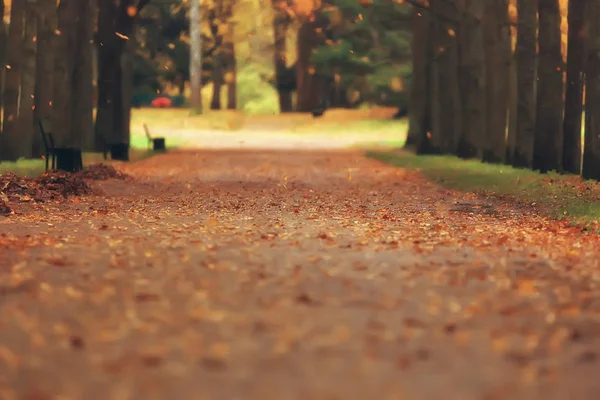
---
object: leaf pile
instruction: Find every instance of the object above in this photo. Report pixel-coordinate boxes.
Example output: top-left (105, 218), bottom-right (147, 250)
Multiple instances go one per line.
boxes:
top-left (75, 163), bottom-right (129, 181)
top-left (0, 194), bottom-right (11, 215)
top-left (0, 171), bottom-right (92, 205)
top-left (36, 171), bottom-right (92, 197)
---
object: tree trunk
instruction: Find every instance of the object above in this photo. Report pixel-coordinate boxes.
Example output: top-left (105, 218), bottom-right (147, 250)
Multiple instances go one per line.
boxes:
top-left (0, 0), bottom-right (6, 137)
top-left (562, 0), bottom-right (585, 174)
top-left (434, 1), bottom-right (462, 155)
top-left (427, 12), bottom-right (442, 154)
top-left (52, 0), bottom-right (79, 148)
top-left (19, 0), bottom-right (38, 159)
top-left (210, 51), bottom-right (223, 110)
top-left (33, 0), bottom-right (57, 158)
top-left (227, 39), bottom-right (237, 110)
top-left (74, 0), bottom-right (96, 151)
top-left (582, 0), bottom-right (600, 180)
top-left (0, 0), bottom-right (26, 161)
top-left (190, 0), bottom-right (203, 112)
top-left (513, 0), bottom-right (537, 168)
top-left (533, 0), bottom-right (564, 173)
top-left (506, 50), bottom-right (518, 164)
top-left (273, 0), bottom-right (293, 112)
top-left (95, 0), bottom-right (146, 151)
top-left (296, 18), bottom-right (322, 112)
top-left (405, 7), bottom-right (430, 150)
top-left (416, 10), bottom-right (439, 155)
top-left (456, 0), bottom-right (486, 159)
top-left (94, 0), bottom-right (118, 150)
top-left (120, 26), bottom-right (135, 150)
top-left (482, 0), bottom-right (510, 164)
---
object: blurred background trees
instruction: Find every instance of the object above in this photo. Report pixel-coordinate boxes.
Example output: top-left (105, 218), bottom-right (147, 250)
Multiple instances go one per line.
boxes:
top-left (3, 0), bottom-right (600, 185)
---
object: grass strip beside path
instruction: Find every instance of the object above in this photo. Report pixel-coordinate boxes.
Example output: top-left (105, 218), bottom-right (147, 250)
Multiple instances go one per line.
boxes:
top-left (368, 150), bottom-right (600, 228)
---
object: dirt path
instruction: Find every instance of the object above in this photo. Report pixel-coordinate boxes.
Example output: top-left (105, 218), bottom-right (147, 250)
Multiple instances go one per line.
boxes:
top-left (1, 149), bottom-right (600, 399)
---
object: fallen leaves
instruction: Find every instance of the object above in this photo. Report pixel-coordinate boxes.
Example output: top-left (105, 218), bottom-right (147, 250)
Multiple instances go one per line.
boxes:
top-left (3, 149), bottom-right (600, 396)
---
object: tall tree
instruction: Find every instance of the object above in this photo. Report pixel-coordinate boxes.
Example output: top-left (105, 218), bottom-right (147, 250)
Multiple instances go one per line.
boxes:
top-left (0, 0), bottom-right (6, 137)
top-left (121, 29), bottom-right (135, 152)
top-left (405, 7), bottom-right (430, 150)
top-left (20, 0), bottom-right (38, 158)
top-left (226, 25), bottom-right (237, 110)
top-left (190, 0), bottom-right (203, 112)
top-left (506, 47), bottom-right (518, 164)
top-left (433, 1), bottom-right (461, 155)
top-left (457, 0), bottom-right (486, 159)
top-left (52, 0), bottom-right (78, 148)
top-left (296, 16), bottom-right (325, 112)
top-left (95, 0), bottom-right (149, 154)
top-left (533, 0), bottom-right (564, 173)
top-left (0, 0), bottom-right (26, 161)
top-left (210, 53), bottom-right (223, 109)
top-left (272, 0), bottom-right (293, 112)
top-left (562, 0), bottom-right (585, 174)
top-left (209, 6), bottom-right (224, 110)
top-left (33, 0), bottom-right (58, 158)
top-left (582, 0), bottom-right (600, 180)
top-left (512, 0), bottom-right (537, 168)
top-left (482, 0), bottom-right (510, 163)
top-left (74, 0), bottom-right (96, 151)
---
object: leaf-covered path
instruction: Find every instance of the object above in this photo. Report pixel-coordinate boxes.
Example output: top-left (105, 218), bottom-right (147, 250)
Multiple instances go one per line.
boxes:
top-left (1, 149), bottom-right (600, 399)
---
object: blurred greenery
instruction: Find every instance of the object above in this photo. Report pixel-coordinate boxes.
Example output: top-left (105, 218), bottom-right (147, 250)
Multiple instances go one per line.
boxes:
top-left (369, 150), bottom-right (600, 227)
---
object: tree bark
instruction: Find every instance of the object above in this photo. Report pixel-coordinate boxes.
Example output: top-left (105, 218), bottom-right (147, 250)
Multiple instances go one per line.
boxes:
top-left (296, 18), bottom-right (323, 112)
top-left (33, 0), bottom-right (57, 158)
top-left (562, 0), bottom-right (585, 174)
top-left (95, 0), bottom-right (148, 151)
top-left (456, 0), bottom-right (486, 159)
top-left (533, 0), bottom-right (564, 173)
top-left (482, 0), bottom-right (510, 164)
top-left (19, 0), bottom-right (38, 159)
top-left (427, 11), bottom-right (442, 154)
top-left (513, 0), bottom-right (537, 168)
top-left (121, 33), bottom-right (135, 151)
top-left (52, 0), bottom-right (79, 148)
top-left (273, 0), bottom-right (293, 112)
top-left (415, 9), bottom-right (439, 155)
top-left (582, 0), bottom-right (600, 180)
top-left (0, 0), bottom-right (6, 137)
top-left (434, 1), bottom-right (462, 155)
top-left (210, 51), bottom-right (223, 110)
top-left (74, 0), bottom-right (96, 151)
top-left (190, 0), bottom-right (203, 112)
top-left (0, 0), bottom-right (26, 161)
top-left (506, 49), bottom-right (518, 164)
top-left (94, 0), bottom-right (118, 150)
top-left (405, 7), bottom-right (430, 150)
top-left (227, 38), bottom-right (237, 110)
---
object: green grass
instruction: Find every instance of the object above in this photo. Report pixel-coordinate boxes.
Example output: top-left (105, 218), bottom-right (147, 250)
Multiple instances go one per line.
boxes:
top-left (0, 148), bottom-right (156, 177)
top-left (368, 150), bottom-right (600, 227)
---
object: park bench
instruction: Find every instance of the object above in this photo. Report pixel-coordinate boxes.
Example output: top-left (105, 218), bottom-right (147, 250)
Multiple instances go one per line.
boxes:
top-left (144, 124), bottom-right (166, 151)
top-left (39, 119), bottom-right (83, 172)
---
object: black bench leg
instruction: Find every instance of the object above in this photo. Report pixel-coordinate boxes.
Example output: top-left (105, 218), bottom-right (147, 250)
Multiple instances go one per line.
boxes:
top-left (45, 152), bottom-right (49, 172)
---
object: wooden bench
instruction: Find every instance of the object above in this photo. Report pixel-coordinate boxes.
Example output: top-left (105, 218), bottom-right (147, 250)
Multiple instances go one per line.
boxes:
top-left (144, 124), bottom-right (166, 151)
top-left (39, 120), bottom-right (83, 172)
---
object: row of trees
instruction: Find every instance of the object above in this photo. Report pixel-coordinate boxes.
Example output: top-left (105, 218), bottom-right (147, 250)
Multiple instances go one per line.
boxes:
top-left (0, 0), bottom-right (146, 162)
top-left (131, 0), bottom-right (412, 113)
top-left (0, 0), bottom-right (412, 165)
top-left (404, 0), bottom-right (600, 179)
top-left (270, 0), bottom-right (412, 112)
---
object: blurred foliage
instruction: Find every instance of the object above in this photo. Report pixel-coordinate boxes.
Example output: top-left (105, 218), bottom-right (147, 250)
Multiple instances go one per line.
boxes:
top-left (310, 0), bottom-right (411, 108)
